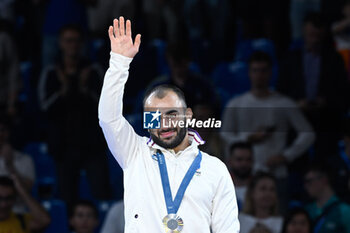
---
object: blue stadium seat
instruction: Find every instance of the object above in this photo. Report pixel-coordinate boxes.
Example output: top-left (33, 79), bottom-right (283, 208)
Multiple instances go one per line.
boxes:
top-left (235, 38), bottom-right (277, 62)
top-left (212, 61), bottom-right (250, 97)
top-left (79, 170), bottom-right (94, 201)
top-left (19, 61), bottom-right (33, 103)
top-left (42, 199), bottom-right (69, 233)
top-left (23, 142), bottom-right (57, 198)
top-left (150, 39), bottom-right (169, 76)
top-left (107, 150), bottom-right (123, 200)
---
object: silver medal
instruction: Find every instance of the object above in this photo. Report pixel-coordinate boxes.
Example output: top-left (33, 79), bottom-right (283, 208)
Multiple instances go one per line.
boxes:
top-left (162, 214), bottom-right (184, 232)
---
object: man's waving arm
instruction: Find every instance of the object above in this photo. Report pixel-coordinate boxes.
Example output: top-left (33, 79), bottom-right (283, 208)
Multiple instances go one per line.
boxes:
top-left (98, 17), bottom-right (142, 169)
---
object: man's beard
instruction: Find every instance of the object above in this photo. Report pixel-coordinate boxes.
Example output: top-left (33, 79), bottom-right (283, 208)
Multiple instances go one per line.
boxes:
top-left (231, 168), bottom-right (252, 180)
top-left (150, 127), bottom-right (187, 149)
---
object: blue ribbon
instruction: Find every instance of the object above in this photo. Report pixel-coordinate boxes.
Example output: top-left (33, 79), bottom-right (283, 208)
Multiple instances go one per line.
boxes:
top-left (156, 149), bottom-right (202, 214)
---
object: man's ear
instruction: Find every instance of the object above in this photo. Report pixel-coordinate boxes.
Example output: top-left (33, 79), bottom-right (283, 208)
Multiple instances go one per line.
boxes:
top-left (185, 108), bottom-right (193, 120)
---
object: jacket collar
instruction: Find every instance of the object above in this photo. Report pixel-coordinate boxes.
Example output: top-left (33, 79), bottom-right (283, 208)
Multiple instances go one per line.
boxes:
top-left (146, 129), bottom-right (205, 156)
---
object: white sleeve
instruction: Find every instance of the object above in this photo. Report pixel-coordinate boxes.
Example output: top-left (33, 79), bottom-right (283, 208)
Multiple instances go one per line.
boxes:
top-left (211, 162), bottom-right (240, 233)
top-left (98, 52), bottom-right (142, 169)
top-left (282, 101), bottom-right (315, 162)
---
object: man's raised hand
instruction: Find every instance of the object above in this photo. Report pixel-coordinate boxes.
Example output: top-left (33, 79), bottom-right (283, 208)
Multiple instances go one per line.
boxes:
top-left (108, 17), bottom-right (141, 58)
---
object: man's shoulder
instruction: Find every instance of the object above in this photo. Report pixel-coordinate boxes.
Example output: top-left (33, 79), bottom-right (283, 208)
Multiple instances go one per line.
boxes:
top-left (226, 92), bottom-right (251, 107)
top-left (200, 151), bottom-right (228, 174)
top-left (272, 92), bottom-right (298, 107)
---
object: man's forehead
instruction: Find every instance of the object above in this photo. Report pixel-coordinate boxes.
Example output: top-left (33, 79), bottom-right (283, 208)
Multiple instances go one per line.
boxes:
top-left (144, 91), bottom-right (184, 109)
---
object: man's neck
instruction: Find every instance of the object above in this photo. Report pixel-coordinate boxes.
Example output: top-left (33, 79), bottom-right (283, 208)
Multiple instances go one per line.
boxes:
top-left (316, 187), bottom-right (334, 208)
top-left (251, 88), bottom-right (271, 98)
top-left (173, 134), bottom-right (191, 154)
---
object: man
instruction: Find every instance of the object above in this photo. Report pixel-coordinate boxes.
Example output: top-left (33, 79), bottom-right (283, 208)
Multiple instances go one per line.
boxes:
top-left (69, 200), bottom-right (99, 233)
top-left (221, 51), bottom-right (315, 213)
top-left (0, 117), bottom-right (35, 213)
top-left (99, 17), bottom-right (239, 232)
top-left (227, 142), bottom-right (253, 210)
top-left (0, 31), bottom-right (20, 117)
top-left (0, 176), bottom-right (50, 232)
top-left (148, 42), bottom-right (219, 108)
top-left (278, 13), bottom-right (350, 160)
top-left (38, 24), bottom-right (111, 209)
top-left (221, 51), bottom-right (315, 179)
top-left (304, 165), bottom-right (350, 233)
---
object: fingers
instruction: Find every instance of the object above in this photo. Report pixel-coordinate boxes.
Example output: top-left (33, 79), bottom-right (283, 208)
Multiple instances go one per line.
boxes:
top-left (119, 16), bottom-right (125, 35)
top-left (126, 19), bottom-right (131, 37)
top-left (108, 26), bottom-right (114, 40)
top-left (134, 34), bottom-right (141, 50)
top-left (113, 19), bottom-right (119, 37)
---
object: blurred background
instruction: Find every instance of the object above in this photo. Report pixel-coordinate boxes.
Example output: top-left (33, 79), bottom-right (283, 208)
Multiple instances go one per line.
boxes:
top-left (1, 0), bottom-right (350, 232)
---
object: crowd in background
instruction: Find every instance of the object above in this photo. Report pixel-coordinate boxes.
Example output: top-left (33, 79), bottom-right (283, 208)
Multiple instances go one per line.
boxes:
top-left (1, 0), bottom-right (350, 232)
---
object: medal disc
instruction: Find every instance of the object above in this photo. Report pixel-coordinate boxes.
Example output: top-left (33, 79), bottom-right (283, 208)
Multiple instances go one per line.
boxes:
top-left (162, 214), bottom-right (184, 233)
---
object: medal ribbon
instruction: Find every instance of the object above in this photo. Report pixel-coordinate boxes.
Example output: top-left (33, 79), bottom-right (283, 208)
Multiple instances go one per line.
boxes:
top-left (156, 149), bottom-right (202, 214)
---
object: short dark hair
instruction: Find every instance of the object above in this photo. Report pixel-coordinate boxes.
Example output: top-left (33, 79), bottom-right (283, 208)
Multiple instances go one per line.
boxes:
top-left (282, 208), bottom-right (313, 233)
top-left (229, 142), bottom-right (252, 155)
top-left (143, 84), bottom-right (187, 108)
top-left (0, 176), bottom-right (15, 190)
top-left (305, 163), bottom-right (331, 180)
top-left (303, 12), bottom-right (327, 29)
top-left (70, 200), bottom-right (98, 219)
top-left (248, 51), bottom-right (273, 68)
top-left (59, 24), bottom-right (84, 38)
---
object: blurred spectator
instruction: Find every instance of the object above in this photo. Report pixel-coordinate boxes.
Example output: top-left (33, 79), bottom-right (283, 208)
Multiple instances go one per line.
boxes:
top-left (0, 0), bottom-right (16, 26)
top-left (239, 172), bottom-right (283, 233)
top-left (236, 0), bottom-right (290, 56)
top-left (332, 0), bottom-right (350, 78)
top-left (221, 51), bottom-right (315, 179)
top-left (304, 165), bottom-right (350, 233)
top-left (142, 0), bottom-right (185, 42)
top-left (69, 200), bottom-right (98, 233)
top-left (147, 42), bottom-right (218, 108)
top-left (38, 25), bottom-right (111, 209)
top-left (41, 0), bottom-right (93, 67)
top-left (290, 0), bottom-right (321, 40)
top-left (142, 0), bottom-right (165, 39)
top-left (330, 118), bottom-right (350, 203)
top-left (183, 0), bottom-right (233, 54)
top-left (192, 103), bottom-right (223, 160)
top-left (87, 0), bottom-right (135, 36)
top-left (278, 13), bottom-right (350, 160)
top-left (227, 142), bottom-right (253, 210)
top-left (0, 31), bottom-right (21, 117)
top-left (0, 117), bottom-right (35, 214)
top-left (100, 200), bottom-right (124, 233)
top-left (0, 175), bottom-right (50, 232)
top-left (281, 208), bottom-right (313, 233)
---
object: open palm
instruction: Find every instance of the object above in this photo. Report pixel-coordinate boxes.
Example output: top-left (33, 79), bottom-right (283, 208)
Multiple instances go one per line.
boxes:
top-left (108, 17), bottom-right (141, 58)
